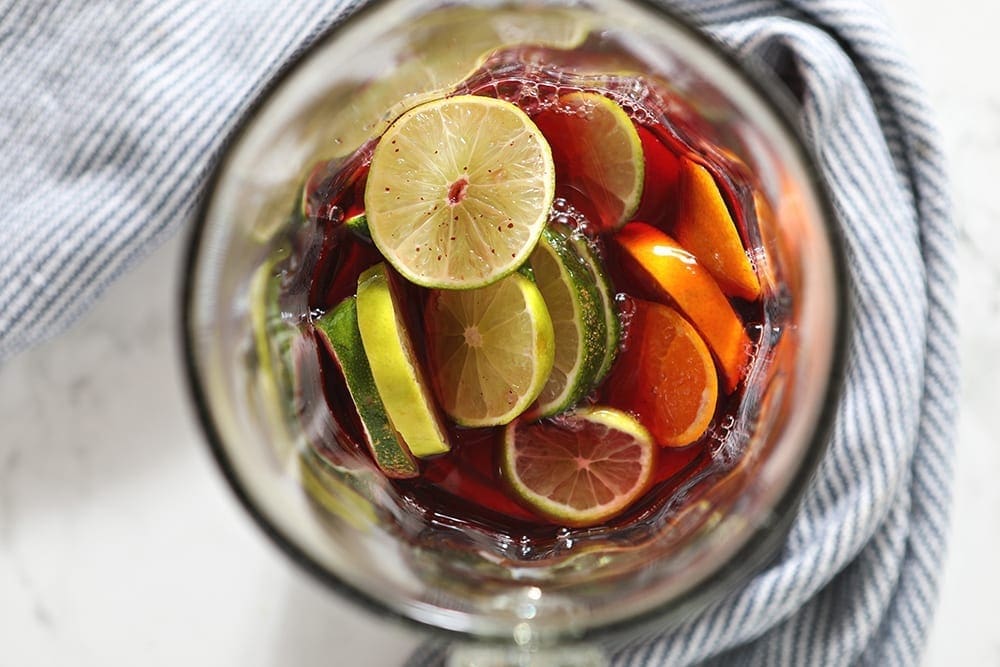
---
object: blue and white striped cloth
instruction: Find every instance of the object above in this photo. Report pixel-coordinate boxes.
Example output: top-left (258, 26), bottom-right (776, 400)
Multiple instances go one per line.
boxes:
top-left (0, 1), bottom-right (957, 664)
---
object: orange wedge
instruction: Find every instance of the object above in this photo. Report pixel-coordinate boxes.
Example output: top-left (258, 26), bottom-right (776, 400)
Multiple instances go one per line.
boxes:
top-left (674, 159), bottom-right (761, 301)
top-left (606, 300), bottom-right (718, 447)
top-left (615, 222), bottom-right (750, 393)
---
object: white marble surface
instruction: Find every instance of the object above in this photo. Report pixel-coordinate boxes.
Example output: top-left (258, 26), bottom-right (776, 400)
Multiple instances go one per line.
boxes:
top-left (1, 2), bottom-right (998, 665)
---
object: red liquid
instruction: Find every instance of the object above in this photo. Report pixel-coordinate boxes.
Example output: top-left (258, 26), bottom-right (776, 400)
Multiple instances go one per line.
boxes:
top-left (290, 47), bottom-right (768, 549)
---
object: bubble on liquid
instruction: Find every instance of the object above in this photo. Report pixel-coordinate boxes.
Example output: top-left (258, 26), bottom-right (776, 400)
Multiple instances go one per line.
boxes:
top-left (320, 203), bottom-right (344, 225)
top-left (615, 294), bottom-right (638, 350)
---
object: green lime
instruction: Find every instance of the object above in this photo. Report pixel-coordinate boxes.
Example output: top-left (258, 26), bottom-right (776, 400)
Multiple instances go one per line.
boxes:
top-left (364, 95), bottom-right (555, 289)
top-left (355, 262), bottom-right (450, 458)
top-left (527, 226), bottom-right (607, 417)
top-left (501, 407), bottom-right (656, 527)
top-left (315, 297), bottom-right (419, 478)
top-left (424, 272), bottom-right (554, 427)
top-left (532, 91), bottom-right (644, 230)
top-left (565, 230), bottom-right (620, 384)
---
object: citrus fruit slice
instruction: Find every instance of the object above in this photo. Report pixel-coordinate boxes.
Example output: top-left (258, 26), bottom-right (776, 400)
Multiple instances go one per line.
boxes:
top-left (674, 159), bottom-right (761, 301)
top-left (364, 95), bottom-right (555, 289)
top-left (315, 297), bottom-right (419, 478)
top-left (614, 222), bottom-right (750, 393)
top-left (501, 407), bottom-right (656, 527)
top-left (528, 227), bottom-right (607, 418)
top-left (532, 91), bottom-right (644, 230)
top-left (564, 229), bottom-right (620, 385)
top-left (355, 262), bottom-right (450, 458)
top-left (606, 300), bottom-right (718, 447)
top-left (424, 272), bottom-right (554, 427)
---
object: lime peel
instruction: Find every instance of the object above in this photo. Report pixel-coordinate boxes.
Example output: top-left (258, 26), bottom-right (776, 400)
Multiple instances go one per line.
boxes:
top-left (527, 226), bottom-right (607, 418)
top-left (355, 262), bottom-right (450, 458)
top-left (315, 297), bottom-right (419, 478)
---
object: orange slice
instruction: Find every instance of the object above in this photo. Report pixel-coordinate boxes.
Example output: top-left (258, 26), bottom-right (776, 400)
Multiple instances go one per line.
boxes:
top-left (605, 300), bottom-right (717, 447)
top-left (615, 222), bottom-right (750, 393)
top-left (674, 159), bottom-right (761, 301)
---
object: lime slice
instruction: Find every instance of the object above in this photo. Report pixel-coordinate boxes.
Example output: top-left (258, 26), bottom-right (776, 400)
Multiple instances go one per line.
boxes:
top-left (355, 263), bottom-right (450, 458)
top-left (528, 227), bottom-right (607, 417)
top-left (532, 91), bottom-right (644, 230)
top-left (365, 95), bottom-right (555, 289)
top-left (424, 272), bottom-right (554, 427)
top-left (315, 297), bottom-right (419, 478)
top-left (563, 229), bottom-right (620, 385)
top-left (501, 407), bottom-right (656, 527)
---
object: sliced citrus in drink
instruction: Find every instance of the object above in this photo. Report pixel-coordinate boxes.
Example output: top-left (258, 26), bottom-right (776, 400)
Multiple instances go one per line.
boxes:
top-left (606, 300), bottom-right (718, 447)
top-left (315, 297), bottom-right (419, 478)
top-left (355, 263), bottom-right (450, 458)
top-left (532, 91), bottom-right (644, 230)
top-left (674, 159), bottom-right (761, 301)
top-left (424, 272), bottom-right (555, 427)
top-left (365, 95), bottom-right (555, 289)
top-left (528, 227), bottom-right (607, 418)
top-left (563, 229), bottom-right (620, 385)
top-left (501, 407), bottom-right (656, 527)
top-left (614, 222), bottom-right (750, 393)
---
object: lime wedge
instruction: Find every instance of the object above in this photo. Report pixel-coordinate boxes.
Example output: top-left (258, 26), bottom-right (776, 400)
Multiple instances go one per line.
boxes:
top-left (365, 95), bottom-right (555, 289)
top-left (315, 297), bottom-right (419, 478)
top-left (532, 91), bottom-right (644, 230)
top-left (355, 263), bottom-right (450, 458)
top-left (501, 407), bottom-right (656, 527)
top-left (562, 228), bottom-right (620, 385)
top-left (528, 227), bottom-right (607, 417)
top-left (425, 272), bottom-right (554, 427)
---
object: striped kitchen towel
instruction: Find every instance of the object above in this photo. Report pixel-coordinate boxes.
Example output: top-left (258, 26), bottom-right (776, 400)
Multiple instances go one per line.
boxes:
top-left (0, 0), bottom-right (957, 665)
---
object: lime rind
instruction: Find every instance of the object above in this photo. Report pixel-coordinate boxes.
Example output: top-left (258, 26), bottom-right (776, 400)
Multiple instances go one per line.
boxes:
top-left (562, 91), bottom-right (645, 227)
top-left (315, 297), bottom-right (419, 478)
top-left (528, 226), bottom-right (607, 418)
top-left (344, 212), bottom-right (371, 241)
top-left (425, 272), bottom-right (554, 427)
top-left (355, 263), bottom-right (450, 458)
top-left (298, 448), bottom-right (378, 531)
top-left (564, 230), bottom-right (620, 384)
top-left (501, 406), bottom-right (655, 526)
top-left (365, 95), bottom-right (555, 290)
